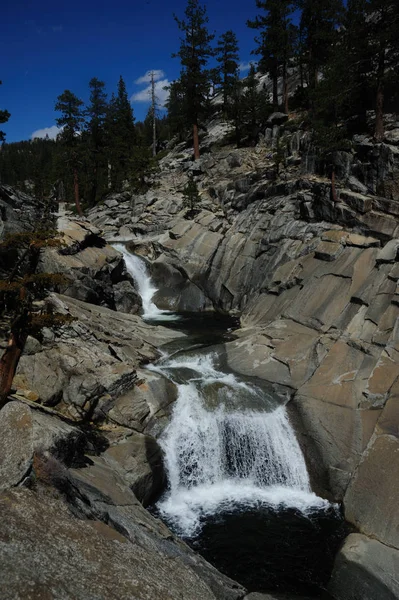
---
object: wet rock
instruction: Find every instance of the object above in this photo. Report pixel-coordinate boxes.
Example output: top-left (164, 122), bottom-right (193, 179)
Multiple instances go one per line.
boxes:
top-left (328, 534), bottom-right (399, 600)
top-left (108, 369), bottom-right (178, 436)
top-left (113, 280), bottom-right (142, 314)
top-left (151, 255), bottom-right (213, 312)
top-left (103, 433), bottom-right (165, 506)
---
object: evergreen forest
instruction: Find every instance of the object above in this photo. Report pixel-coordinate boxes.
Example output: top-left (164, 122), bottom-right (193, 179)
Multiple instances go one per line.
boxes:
top-left (0, 0), bottom-right (398, 212)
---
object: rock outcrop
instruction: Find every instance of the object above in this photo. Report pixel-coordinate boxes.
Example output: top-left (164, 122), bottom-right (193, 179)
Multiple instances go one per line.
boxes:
top-left (0, 484), bottom-right (245, 600)
top-left (86, 118), bottom-right (399, 598)
top-left (41, 213), bottom-right (142, 312)
top-left (3, 112), bottom-right (399, 598)
top-left (13, 293), bottom-right (180, 422)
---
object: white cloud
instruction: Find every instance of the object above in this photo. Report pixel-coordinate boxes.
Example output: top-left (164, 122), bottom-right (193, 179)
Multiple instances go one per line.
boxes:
top-left (131, 78), bottom-right (170, 107)
top-left (134, 69), bottom-right (165, 85)
top-left (239, 61), bottom-right (256, 72)
top-left (31, 125), bottom-right (62, 140)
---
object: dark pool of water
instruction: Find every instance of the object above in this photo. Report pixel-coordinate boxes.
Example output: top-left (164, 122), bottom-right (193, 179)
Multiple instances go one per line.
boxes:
top-left (184, 503), bottom-right (346, 597)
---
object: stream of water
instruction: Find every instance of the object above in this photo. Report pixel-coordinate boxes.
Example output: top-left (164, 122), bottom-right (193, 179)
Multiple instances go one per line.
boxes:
top-left (116, 244), bottom-right (346, 597)
top-left (113, 243), bottom-right (172, 320)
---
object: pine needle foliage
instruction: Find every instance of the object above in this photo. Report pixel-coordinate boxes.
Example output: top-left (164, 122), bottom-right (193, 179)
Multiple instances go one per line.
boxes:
top-left (0, 230), bottom-right (73, 408)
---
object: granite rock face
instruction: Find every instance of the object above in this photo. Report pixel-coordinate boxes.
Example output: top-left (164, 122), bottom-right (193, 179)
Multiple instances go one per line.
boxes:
top-left (86, 124), bottom-right (399, 598)
top-left (3, 115), bottom-right (399, 597)
top-left (0, 487), bottom-right (245, 600)
top-left (328, 534), bottom-right (399, 600)
top-left (14, 293), bottom-right (182, 423)
top-left (39, 215), bottom-right (142, 313)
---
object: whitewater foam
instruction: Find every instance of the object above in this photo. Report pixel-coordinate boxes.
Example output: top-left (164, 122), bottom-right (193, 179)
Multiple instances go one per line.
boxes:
top-left (154, 352), bottom-right (332, 537)
top-left (113, 244), bottom-right (177, 320)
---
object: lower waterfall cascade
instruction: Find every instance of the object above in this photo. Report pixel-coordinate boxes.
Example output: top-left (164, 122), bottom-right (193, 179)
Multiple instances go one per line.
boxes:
top-left (150, 352), bottom-right (330, 538)
top-left (118, 245), bottom-right (346, 596)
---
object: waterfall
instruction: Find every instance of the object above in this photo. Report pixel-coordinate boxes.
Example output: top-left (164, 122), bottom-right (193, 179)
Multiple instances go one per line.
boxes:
top-left (113, 243), bottom-right (170, 320)
top-left (154, 352), bottom-right (330, 537)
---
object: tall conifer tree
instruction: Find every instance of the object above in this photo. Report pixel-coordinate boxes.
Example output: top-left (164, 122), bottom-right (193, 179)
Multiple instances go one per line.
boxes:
top-left (173, 0), bottom-right (215, 160)
top-left (365, 0), bottom-right (399, 141)
top-left (215, 30), bottom-right (240, 112)
top-left (55, 90), bottom-right (85, 216)
top-left (298, 0), bottom-right (344, 94)
top-left (248, 0), bottom-right (297, 112)
top-left (165, 79), bottom-right (189, 140)
top-left (106, 76), bottom-right (135, 191)
top-left (86, 78), bottom-right (108, 204)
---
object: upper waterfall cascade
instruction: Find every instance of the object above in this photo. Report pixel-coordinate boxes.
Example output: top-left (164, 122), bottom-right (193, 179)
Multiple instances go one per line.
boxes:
top-left (114, 244), bottom-right (171, 320)
top-left (151, 352), bottom-right (331, 537)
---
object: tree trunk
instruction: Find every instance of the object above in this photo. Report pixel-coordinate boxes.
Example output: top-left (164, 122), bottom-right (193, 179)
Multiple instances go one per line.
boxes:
top-left (193, 123), bottom-right (200, 160)
top-left (0, 331), bottom-right (26, 409)
top-left (272, 75), bottom-right (278, 111)
top-left (90, 165), bottom-right (98, 207)
top-left (73, 169), bottom-right (83, 216)
top-left (331, 168), bottom-right (338, 203)
top-left (374, 50), bottom-right (385, 142)
top-left (283, 63), bottom-right (289, 114)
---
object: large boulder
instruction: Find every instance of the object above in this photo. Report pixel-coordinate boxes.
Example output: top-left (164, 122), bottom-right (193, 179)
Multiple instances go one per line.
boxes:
top-left (108, 368), bottom-right (178, 437)
top-left (0, 184), bottom-right (48, 239)
top-left (40, 217), bottom-right (141, 312)
top-left (0, 401), bottom-right (84, 492)
top-left (328, 534), bottom-right (399, 600)
top-left (344, 393), bottom-right (399, 548)
top-left (14, 294), bottom-right (183, 422)
top-left (102, 433), bottom-right (165, 506)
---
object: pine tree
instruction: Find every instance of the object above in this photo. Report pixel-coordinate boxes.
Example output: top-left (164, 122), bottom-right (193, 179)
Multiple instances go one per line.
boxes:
top-left (365, 0), bottom-right (399, 141)
top-left (241, 64), bottom-right (270, 142)
top-left (55, 90), bottom-right (85, 215)
top-left (229, 78), bottom-right (245, 147)
top-left (31, 138), bottom-right (56, 200)
top-left (312, 0), bottom-right (370, 132)
top-left (0, 81), bottom-right (11, 143)
top-left (298, 0), bottom-right (344, 94)
top-left (248, 0), bottom-right (297, 112)
top-left (0, 231), bottom-right (71, 408)
top-left (165, 79), bottom-right (189, 140)
top-left (173, 0), bottom-right (215, 160)
top-left (106, 76), bottom-right (135, 191)
top-left (182, 174), bottom-right (200, 212)
top-left (215, 30), bottom-right (240, 113)
top-left (86, 78), bottom-right (108, 204)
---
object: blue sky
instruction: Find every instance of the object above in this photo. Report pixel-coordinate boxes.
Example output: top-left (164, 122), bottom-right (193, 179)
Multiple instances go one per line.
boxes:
top-left (2, 0), bottom-right (259, 142)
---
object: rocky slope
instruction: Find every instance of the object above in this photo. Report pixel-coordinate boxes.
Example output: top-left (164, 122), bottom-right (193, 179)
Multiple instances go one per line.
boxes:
top-left (87, 115), bottom-right (399, 600)
top-left (0, 188), bottom-right (247, 600)
top-left (2, 112), bottom-right (399, 599)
